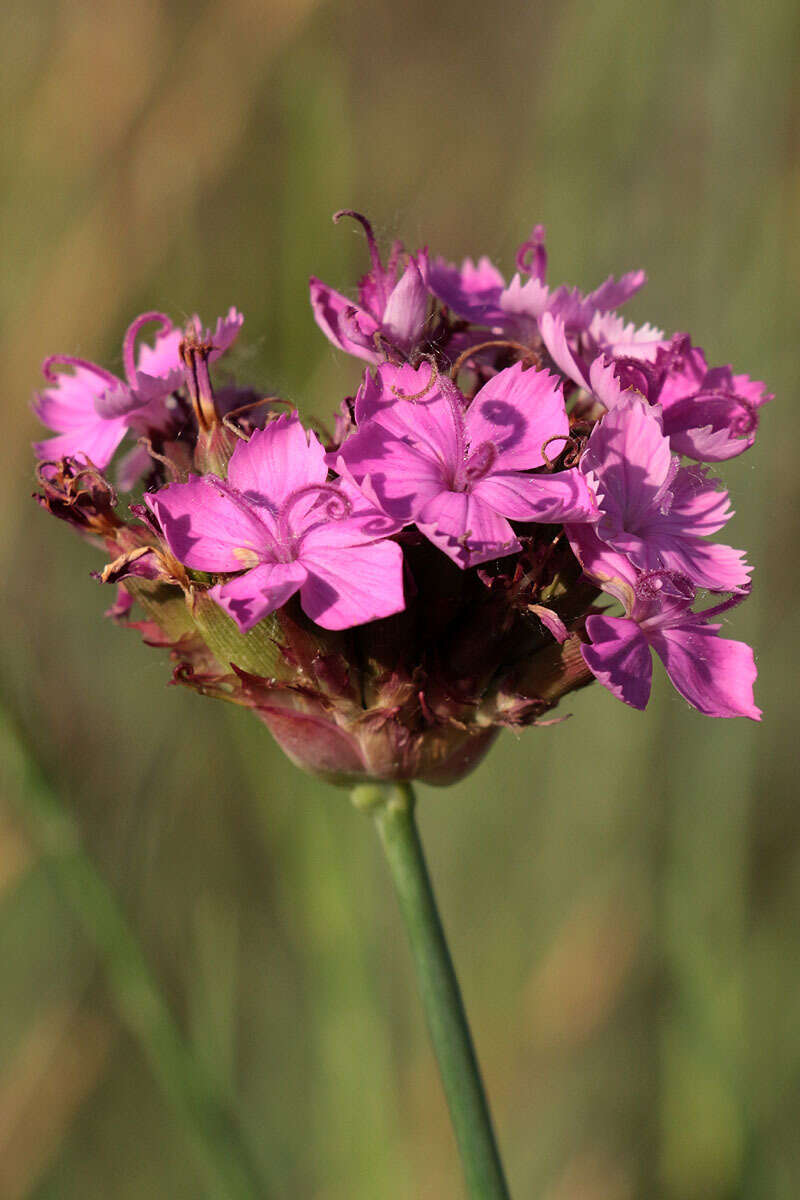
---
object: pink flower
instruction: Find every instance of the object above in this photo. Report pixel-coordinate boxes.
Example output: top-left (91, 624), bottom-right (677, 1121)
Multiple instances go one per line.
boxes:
top-left (429, 224), bottom-right (646, 340)
top-left (336, 360), bottom-right (596, 568)
top-left (569, 393), bottom-right (750, 593)
top-left (650, 335), bottom-right (771, 462)
top-left (147, 414), bottom-right (406, 633)
top-left (310, 211), bottom-right (429, 364)
top-left (33, 309), bottom-right (244, 470)
top-left (579, 558), bottom-right (760, 719)
top-left (33, 312), bottom-right (184, 468)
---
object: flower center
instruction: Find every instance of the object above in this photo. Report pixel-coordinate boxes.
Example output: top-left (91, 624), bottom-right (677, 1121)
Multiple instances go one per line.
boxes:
top-left (453, 440), bottom-right (498, 491)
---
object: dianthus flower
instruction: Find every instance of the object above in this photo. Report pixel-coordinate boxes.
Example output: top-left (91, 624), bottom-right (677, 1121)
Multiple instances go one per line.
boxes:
top-left (34, 212), bottom-right (763, 797)
top-left (32, 212), bottom-right (766, 1200)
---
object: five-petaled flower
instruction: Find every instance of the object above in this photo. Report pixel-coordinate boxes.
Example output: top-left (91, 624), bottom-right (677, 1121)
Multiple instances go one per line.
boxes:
top-left (336, 360), bottom-right (596, 567)
top-left (148, 414), bottom-right (406, 632)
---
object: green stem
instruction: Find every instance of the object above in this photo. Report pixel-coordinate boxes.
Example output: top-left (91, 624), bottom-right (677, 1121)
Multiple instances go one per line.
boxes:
top-left (352, 781), bottom-right (511, 1200)
top-left (1, 705), bottom-right (268, 1200)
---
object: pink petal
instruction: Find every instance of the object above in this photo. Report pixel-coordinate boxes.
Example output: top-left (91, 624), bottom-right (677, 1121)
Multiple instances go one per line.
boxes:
top-left (367, 392), bottom-right (463, 471)
top-left (539, 312), bottom-right (589, 389)
top-left (427, 254), bottom-right (505, 323)
top-left (336, 424), bottom-right (446, 522)
top-left (660, 466), bottom-right (732, 537)
top-left (584, 270), bottom-right (647, 312)
top-left (649, 625), bottom-right (761, 719)
top-left (583, 394), bottom-right (673, 530)
top-left (34, 418), bottom-right (127, 469)
top-left (354, 360), bottom-right (446, 423)
top-left (417, 491), bottom-right (519, 567)
top-left (300, 539), bottom-right (406, 629)
top-left (148, 477), bottom-right (273, 571)
top-left (528, 604), bottom-right (568, 643)
top-left (309, 277), bottom-right (381, 363)
top-left (465, 362), bottom-right (569, 471)
top-left (227, 415), bottom-right (327, 509)
top-left (637, 535), bottom-right (751, 593)
top-left (472, 468), bottom-right (596, 524)
top-left (497, 274), bottom-right (550, 330)
top-left (582, 614), bottom-right (653, 710)
top-left (212, 560), bottom-right (307, 633)
top-left (136, 325), bottom-right (183, 379)
top-left (34, 360), bottom-right (122, 429)
top-left (382, 258), bottom-right (429, 349)
top-left (565, 523), bottom-right (638, 610)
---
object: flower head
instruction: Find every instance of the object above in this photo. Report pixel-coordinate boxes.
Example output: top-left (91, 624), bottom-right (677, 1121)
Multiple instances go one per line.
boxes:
top-left (33, 214), bottom-right (765, 784)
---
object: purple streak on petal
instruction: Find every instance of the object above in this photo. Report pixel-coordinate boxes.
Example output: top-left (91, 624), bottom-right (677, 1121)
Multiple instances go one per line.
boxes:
top-left (582, 614), bottom-right (653, 709)
top-left (464, 362), bottom-right (569, 471)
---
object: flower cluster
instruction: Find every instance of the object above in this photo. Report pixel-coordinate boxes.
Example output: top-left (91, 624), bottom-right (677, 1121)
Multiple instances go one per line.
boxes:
top-left (33, 213), bottom-right (764, 784)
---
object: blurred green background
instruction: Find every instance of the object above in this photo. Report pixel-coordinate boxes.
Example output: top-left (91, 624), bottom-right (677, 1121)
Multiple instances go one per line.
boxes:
top-left (1, 0), bottom-right (798, 1196)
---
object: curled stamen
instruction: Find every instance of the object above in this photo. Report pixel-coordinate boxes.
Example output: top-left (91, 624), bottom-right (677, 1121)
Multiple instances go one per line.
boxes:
top-left (370, 327), bottom-right (407, 364)
top-left (690, 389), bottom-right (759, 437)
top-left (136, 437), bottom-right (181, 481)
top-left (390, 356), bottom-right (440, 401)
top-left (122, 311), bottom-right (173, 386)
top-left (276, 482), bottom-right (352, 547)
top-left (515, 224), bottom-right (547, 281)
top-left (222, 396), bottom-right (281, 442)
top-left (450, 340), bottom-right (541, 380)
top-left (41, 355), bottom-right (120, 388)
top-left (540, 433), bottom-right (572, 470)
top-left (333, 210), bottom-right (384, 280)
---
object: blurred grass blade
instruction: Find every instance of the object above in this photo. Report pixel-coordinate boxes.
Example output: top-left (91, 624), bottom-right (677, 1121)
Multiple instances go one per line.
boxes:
top-left (0, 701), bottom-right (269, 1200)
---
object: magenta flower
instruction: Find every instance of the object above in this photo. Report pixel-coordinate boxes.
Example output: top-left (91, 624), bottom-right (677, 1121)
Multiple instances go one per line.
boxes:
top-left (33, 308), bottom-right (243, 471)
top-left (336, 360), bottom-right (596, 568)
top-left (33, 312), bottom-right (183, 468)
top-left (650, 335), bottom-right (771, 462)
top-left (540, 317), bottom-right (770, 465)
top-left (147, 414), bottom-right (406, 633)
top-left (569, 393), bottom-right (750, 593)
top-left (310, 211), bottom-right (429, 364)
top-left (571, 537), bottom-right (760, 718)
top-left (428, 224), bottom-right (646, 339)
